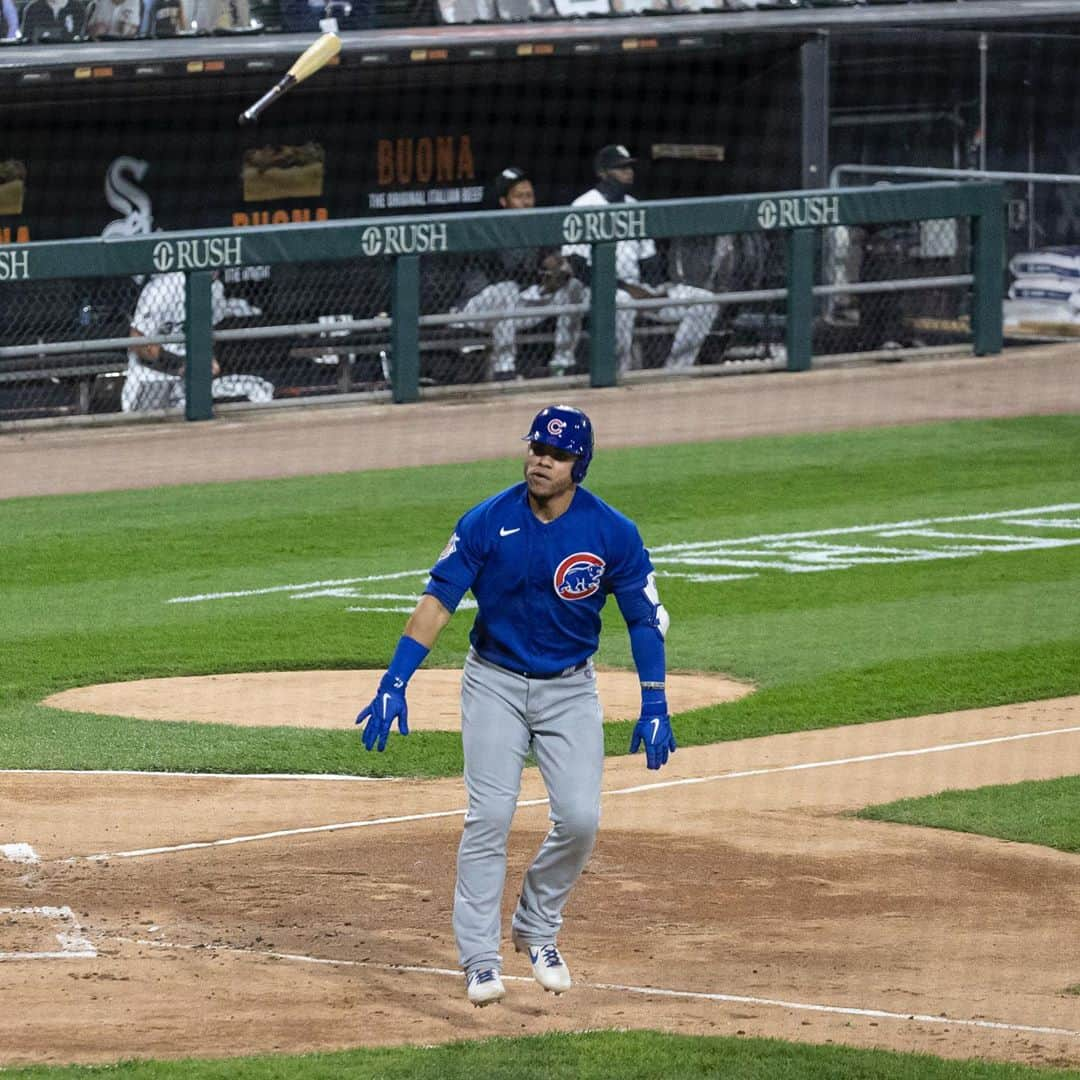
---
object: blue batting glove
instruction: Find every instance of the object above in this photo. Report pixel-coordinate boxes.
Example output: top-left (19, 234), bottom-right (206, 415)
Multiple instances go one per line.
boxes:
top-left (356, 673), bottom-right (410, 752)
top-left (629, 690), bottom-right (677, 771)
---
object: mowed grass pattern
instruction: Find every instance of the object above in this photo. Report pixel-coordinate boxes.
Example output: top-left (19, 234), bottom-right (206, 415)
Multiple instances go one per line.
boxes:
top-left (2, 415), bottom-right (1079, 776)
top-left (858, 774), bottom-right (1080, 853)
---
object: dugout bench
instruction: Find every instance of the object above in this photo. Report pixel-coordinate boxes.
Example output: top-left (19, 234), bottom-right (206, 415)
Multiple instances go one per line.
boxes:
top-left (283, 318), bottom-right (739, 392)
top-left (0, 352), bottom-right (127, 420)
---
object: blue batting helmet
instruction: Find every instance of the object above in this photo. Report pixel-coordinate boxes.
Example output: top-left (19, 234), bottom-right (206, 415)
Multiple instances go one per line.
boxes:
top-left (522, 405), bottom-right (594, 484)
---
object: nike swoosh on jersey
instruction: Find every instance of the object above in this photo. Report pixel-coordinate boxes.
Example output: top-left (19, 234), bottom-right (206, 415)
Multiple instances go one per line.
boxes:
top-left (499, 527), bottom-right (521, 537)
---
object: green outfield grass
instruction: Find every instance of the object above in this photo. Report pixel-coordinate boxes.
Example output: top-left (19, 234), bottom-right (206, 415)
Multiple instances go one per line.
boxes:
top-left (2, 415), bottom-right (1079, 776)
top-left (857, 774), bottom-right (1080, 852)
top-left (4, 1031), bottom-right (1079, 1080)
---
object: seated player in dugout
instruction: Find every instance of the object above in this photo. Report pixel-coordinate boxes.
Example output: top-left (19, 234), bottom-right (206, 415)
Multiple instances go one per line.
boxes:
top-left (451, 166), bottom-right (586, 381)
top-left (124, 270), bottom-right (274, 412)
top-left (563, 144), bottom-right (721, 373)
top-left (356, 404), bottom-right (675, 1008)
top-left (20, 0), bottom-right (88, 41)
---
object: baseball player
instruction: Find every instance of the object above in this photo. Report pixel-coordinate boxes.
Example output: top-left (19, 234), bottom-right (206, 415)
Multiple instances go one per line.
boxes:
top-left (563, 144), bottom-right (720, 372)
top-left (455, 166), bottom-right (585, 380)
top-left (124, 271), bottom-right (274, 412)
top-left (356, 404), bottom-right (674, 1007)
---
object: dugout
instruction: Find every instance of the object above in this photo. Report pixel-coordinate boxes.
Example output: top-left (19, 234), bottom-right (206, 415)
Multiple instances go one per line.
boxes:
top-left (0, 21), bottom-right (813, 403)
top-left (3, 2), bottom-right (1080, 414)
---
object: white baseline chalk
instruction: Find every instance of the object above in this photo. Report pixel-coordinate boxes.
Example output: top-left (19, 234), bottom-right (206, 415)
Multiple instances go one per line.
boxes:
top-left (130, 937), bottom-right (1080, 1041)
top-left (74, 724), bottom-right (1080, 862)
top-left (1, 843), bottom-right (40, 864)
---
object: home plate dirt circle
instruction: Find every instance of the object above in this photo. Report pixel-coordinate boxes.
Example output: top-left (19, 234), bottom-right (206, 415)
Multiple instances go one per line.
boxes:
top-left (42, 668), bottom-right (753, 731)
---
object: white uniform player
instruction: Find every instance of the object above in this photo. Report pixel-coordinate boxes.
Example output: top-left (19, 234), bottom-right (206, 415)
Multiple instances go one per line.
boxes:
top-left (86, 0), bottom-right (140, 37)
top-left (456, 167), bottom-right (585, 379)
top-left (562, 144), bottom-right (721, 372)
top-left (357, 405), bottom-right (675, 1007)
top-left (124, 271), bottom-right (274, 413)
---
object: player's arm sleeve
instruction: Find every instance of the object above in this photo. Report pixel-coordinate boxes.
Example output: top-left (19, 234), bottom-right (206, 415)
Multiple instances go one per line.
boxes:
top-left (129, 280), bottom-right (186, 374)
top-left (422, 513), bottom-right (485, 614)
top-left (130, 278), bottom-right (163, 337)
top-left (615, 572), bottom-right (669, 686)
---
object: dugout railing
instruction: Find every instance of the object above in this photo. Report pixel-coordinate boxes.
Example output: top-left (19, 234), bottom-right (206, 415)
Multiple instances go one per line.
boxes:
top-left (0, 181), bottom-right (1003, 422)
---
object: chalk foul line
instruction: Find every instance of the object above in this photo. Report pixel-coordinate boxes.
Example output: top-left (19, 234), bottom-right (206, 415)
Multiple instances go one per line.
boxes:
top-left (72, 723), bottom-right (1080, 862)
top-left (0, 769), bottom-right (394, 782)
top-left (124, 937), bottom-right (1080, 1041)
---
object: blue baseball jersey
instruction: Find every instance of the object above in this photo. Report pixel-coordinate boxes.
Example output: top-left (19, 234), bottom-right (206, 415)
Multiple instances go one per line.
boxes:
top-left (424, 482), bottom-right (654, 677)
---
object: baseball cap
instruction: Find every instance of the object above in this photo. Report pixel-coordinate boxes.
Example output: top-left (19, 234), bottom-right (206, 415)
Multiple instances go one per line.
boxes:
top-left (494, 166), bottom-right (530, 200)
top-left (594, 144), bottom-right (637, 173)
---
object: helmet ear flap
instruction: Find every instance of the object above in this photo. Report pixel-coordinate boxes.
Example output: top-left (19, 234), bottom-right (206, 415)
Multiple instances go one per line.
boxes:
top-left (570, 422), bottom-right (593, 484)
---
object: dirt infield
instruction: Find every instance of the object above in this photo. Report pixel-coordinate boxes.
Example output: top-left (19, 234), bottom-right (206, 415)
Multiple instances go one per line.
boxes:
top-left (42, 669), bottom-right (752, 731)
top-left (2, 349), bottom-right (1080, 1069)
top-left (3, 701), bottom-right (1079, 1067)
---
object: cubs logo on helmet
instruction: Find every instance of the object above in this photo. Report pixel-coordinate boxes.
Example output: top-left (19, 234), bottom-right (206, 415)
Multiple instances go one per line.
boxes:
top-left (553, 551), bottom-right (606, 600)
top-left (522, 405), bottom-right (594, 484)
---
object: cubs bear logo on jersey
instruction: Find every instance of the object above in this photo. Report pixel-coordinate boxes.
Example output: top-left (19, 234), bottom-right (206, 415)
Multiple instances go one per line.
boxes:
top-left (553, 551), bottom-right (606, 600)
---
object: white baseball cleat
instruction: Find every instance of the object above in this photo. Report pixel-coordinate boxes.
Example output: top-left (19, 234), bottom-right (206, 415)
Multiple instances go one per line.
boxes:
top-left (512, 931), bottom-right (572, 994)
top-left (466, 967), bottom-right (505, 1007)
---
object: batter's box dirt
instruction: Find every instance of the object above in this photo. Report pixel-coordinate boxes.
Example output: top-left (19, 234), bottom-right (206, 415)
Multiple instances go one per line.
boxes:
top-left (0, 905), bottom-right (96, 960)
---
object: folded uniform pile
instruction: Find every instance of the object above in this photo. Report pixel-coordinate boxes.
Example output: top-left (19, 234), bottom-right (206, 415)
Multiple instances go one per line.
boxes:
top-left (1004, 246), bottom-right (1080, 329)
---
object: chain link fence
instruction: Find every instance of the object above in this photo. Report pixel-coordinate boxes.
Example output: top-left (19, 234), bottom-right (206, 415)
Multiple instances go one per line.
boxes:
top-left (0, 184), bottom-right (1002, 423)
top-left (818, 215), bottom-right (970, 357)
top-left (829, 164), bottom-right (1080, 348)
top-left (0, 236), bottom-right (768, 421)
top-left (0, 258), bottom-right (399, 420)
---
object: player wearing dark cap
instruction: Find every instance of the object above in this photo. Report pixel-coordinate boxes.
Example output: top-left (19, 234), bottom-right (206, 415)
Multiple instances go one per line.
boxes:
top-left (563, 144), bottom-right (720, 373)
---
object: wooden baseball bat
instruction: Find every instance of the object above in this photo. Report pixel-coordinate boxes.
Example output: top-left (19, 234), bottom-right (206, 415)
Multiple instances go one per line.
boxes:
top-left (237, 32), bottom-right (341, 125)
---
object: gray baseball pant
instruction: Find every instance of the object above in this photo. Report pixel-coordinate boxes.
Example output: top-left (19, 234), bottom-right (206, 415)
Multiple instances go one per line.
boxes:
top-left (454, 649), bottom-right (604, 976)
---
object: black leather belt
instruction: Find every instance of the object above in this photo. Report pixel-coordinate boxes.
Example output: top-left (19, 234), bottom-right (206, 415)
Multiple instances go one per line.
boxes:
top-left (522, 660), bottom-right (589, 680)
top-left (472, 649), bottom-right (589, 681)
